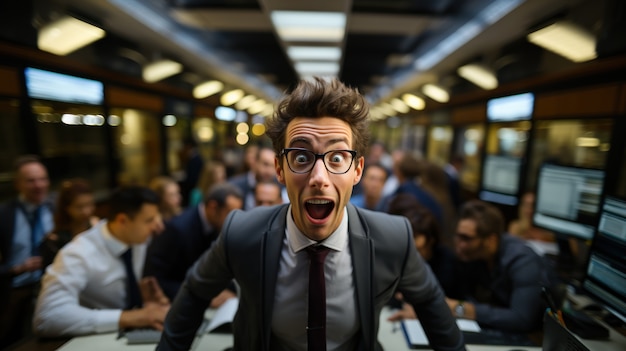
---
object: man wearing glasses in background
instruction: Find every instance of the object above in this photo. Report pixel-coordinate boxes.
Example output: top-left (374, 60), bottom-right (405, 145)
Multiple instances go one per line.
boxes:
top-left (445, 199), bottom-right (547, 333)
top-left (157, 78), bottom-right (465, 351)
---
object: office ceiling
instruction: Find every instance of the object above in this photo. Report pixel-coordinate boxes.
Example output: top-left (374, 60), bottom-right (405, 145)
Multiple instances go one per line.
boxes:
top-left (1, 0), bottom-right (622, 109)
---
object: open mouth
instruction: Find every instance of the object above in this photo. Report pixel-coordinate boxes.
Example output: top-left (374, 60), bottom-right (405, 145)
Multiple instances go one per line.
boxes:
top-left (305, 199), bottom-right (335, 220)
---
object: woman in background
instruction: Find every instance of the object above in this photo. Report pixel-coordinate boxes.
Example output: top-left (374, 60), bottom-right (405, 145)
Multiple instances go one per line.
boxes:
top-left (188, 160), bottom-right (227, 206)
top-left (387, 193), bottom-right (457, 293)
top-left (508, 191), bottom-right (555, 242)
top-left (39, 178), bottom-right (98, 268)
top-left (149, 176), bottom-right (183, 221)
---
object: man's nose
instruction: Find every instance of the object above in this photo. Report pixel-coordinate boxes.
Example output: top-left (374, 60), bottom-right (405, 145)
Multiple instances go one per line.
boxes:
top-left (308, 159), bottom-right (330, 184)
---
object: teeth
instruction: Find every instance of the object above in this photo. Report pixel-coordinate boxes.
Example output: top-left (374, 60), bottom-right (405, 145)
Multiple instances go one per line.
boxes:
top-left (306, 199), bottom-right (331, 205)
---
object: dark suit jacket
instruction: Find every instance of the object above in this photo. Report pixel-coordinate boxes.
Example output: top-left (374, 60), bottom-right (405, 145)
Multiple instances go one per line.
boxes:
top-left (227, 172), bottom-right (254, 209)
top-left (144, 205), bottom-right (219, 301)
top-left (158, 204), bottom-right (465, 351)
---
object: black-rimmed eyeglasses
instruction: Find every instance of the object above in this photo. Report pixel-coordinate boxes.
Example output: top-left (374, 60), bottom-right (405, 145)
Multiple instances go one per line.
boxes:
top-left (280, 148), bottom-right (357, 174)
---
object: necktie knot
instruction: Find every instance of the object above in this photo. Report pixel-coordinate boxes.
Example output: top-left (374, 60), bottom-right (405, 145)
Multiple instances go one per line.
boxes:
top-left (306, 245), bottom-right (331, 263)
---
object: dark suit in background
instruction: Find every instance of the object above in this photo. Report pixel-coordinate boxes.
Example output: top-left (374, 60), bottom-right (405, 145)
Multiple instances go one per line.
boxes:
top-left (144, 205), bottom-right (219, 301)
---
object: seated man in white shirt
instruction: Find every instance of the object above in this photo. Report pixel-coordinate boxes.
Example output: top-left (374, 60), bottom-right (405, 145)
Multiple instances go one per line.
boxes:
top-left (33, 186), bottom-right (169, 337)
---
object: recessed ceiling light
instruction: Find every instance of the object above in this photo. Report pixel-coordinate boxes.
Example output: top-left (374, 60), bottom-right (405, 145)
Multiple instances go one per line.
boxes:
top-left (38, 16), bottom-right (105, 56)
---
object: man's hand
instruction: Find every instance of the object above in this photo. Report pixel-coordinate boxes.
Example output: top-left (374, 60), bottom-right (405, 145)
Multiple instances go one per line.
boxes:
top-left (210, 289), bottom-right (237, 308)
top-left (140, 276), bottom-right (169, 305)
top-left (12, 256), bottom-right (42, 275)
top-left (387, 302), bottom-right (417, 322)
top-left (119, 302), bottom-right (171, 331)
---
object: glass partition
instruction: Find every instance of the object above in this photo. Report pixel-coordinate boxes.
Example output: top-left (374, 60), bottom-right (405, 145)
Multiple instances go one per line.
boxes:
top-left (31, 99), bottom-right (110, 197)
top-left (527, 119), bottom-right (612, 191)
top-left (110, 107), bottom-right (162, 186)
top-left (451, 123), bottom-right (485, 193)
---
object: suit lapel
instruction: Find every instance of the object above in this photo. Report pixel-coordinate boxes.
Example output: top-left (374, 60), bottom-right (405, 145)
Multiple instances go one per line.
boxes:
top-left (261, 205), bottom-right (289, 348)
top-left (347, 204), bottom-right (374, 350)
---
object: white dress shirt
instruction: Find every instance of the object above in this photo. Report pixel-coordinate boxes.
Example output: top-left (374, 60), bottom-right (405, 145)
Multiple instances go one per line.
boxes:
top-left (271, 206), bottom-right (359, 351)
top-left (33, 220), bottom-right (148, 337)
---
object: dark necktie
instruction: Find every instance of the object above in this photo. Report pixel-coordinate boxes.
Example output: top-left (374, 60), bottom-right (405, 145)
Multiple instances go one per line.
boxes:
top-left (121, 248), bottom-right (142, 309)
top-left (306, 245), bottom-right (331, 351)
top-left (20, 204), bottom-right (45, 256)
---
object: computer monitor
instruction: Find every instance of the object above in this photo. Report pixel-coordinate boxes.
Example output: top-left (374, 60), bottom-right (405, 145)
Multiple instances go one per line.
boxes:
top-left (533, 163), bottom-right (605, 240)
top-left (479, 155), bottom-right (521, 206)
top-left (24, 67), bottom-right (104, 105)
top-left (581, 196), bottom-right (626, 323)
top-left (487, 92), bottom-right (534, 122)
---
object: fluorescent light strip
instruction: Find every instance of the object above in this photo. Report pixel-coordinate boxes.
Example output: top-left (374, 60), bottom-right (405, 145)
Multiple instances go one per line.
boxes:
top-left (271, 11), bottom-right (346, 42)
top-left (422, 84), bottom-right (449, 103)
top-left (193, 80), bottom-right (224, 99)
top-left (527, 21), bottom-right (597, 62)
top-left (142, 59), bottom-right (183, 83)
top-left (220, 89), bottom-right (244, 106)
top-left (38, 16), bottom-right (105, 56)
top-left (295, 62), bottom-right (340, 75)
top-left (287, 46), bottom-right (342, 61)
top-left (235, 95), bottom-right (257, 111)
top-left (402, 93), bottom-right (425, 110)
top-left (390, 98), bottom-right (410, 114)
top-left (457, 64), bottom-right (498, 90)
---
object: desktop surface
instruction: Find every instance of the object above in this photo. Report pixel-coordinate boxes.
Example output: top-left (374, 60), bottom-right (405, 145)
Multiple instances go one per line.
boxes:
top-left (15, 305), bottom-right (626, 351)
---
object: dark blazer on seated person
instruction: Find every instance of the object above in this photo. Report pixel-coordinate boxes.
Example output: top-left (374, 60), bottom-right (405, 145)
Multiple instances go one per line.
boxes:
top-left (144, 205), bottom-right (220, 301)
top-left (157, 204), bottom-right (464, 351)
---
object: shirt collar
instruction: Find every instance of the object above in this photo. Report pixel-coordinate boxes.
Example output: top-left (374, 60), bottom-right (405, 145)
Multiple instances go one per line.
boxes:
top-left (18, 194), bottom-right (49, 212)
top-left (197, 203), bottom-right (213, 234)
top-left (286, 204), bottom-right (348, 254)
top-left (101, 220), bottom-right (131, 257)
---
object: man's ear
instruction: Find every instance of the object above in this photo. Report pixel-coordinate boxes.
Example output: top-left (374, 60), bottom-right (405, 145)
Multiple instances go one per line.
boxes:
top-left (275, 157), bottom-right (286, 185)
top-left (353, 156), bottom-right (364, 185)
top-left (114, 212), bottom-right (129, 225)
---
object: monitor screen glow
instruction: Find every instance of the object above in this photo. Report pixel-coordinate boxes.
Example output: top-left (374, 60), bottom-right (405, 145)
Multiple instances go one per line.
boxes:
top-left (487, 92), bottom-right (534, 122)
top-left (533, 163), bottom-right (605, 240)
top-left (24, 67), bottom-right (104, 105)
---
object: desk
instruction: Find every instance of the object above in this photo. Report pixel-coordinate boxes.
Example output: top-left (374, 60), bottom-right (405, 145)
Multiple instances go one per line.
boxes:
top-left (43, 306), bottom-right (543, 351)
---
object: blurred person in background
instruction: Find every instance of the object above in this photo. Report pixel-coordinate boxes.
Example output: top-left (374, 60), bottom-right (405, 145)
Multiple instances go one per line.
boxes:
top-left (188, 160), bottom-right (227, 207)
top-left (0, 155), bottom-right (54, 348)
top-left (149, 176), bottom-right (183, 223)
top-left (228, 144), bottom-right (286, 210)
top-left (33, 186), bottom-right (168, 337)
top-left (350, 162), bottom-right (388, 210)
top-left (446, 200), bottom-right (546, 333)
top-left (144, 182), bottom-right (243, 305)
top-left (508, 191), bottom-right (555, 243)
top-left (254, 180), bottom-right (284, 207)
top-left (377, 153), bottom-right (443, 224)
top-left (39, 178), bottom-right (99, 269)
top-left (419, 161), bottom-right (458, 247)
top-left (387, 194), bottom-right (456, 295)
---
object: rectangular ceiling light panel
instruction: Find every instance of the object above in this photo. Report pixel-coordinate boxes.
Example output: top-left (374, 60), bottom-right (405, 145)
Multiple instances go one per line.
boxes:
top-left (527, 21), bottom-right (597, 63)
top-left (287, 46), bottom-right (342, 61)
top-left (143, 59), bottom-right (183, 83)
top-left (38, 16), bottom-right (106, 56)
top-left (271, 11), bottom-right (346, 42)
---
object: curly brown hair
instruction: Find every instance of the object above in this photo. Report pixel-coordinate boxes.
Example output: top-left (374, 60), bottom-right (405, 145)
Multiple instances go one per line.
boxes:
top-left (459, 199), bottom-right (505, 238)
top-left (265, 77), bottom-right (370, 160)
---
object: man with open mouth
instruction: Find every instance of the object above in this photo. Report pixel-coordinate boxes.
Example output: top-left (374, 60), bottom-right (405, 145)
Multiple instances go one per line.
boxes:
top-left (157, 77), bottom-right (465, 351)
